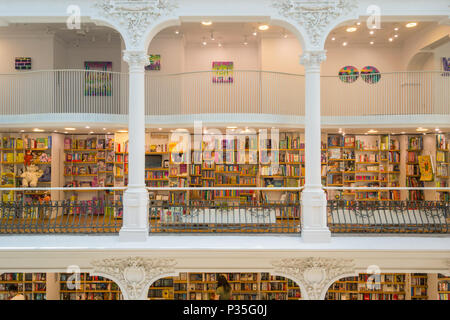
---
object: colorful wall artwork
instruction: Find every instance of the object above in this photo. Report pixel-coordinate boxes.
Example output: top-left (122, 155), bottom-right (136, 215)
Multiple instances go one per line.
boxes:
top-left (15, 57), bottom-right (32, 70)
top-left (84, 61), bottom-right (112, 96)
top-left (338, 66), bottom-right (359, 83)
top-left (145, 54), bottom-right (161, 71)
top-left (212, 61), bottom-right (233, 83)
top-left (418, 155), bottom-right (434, 182)
top-left (361, 65), bottom-right (381, 84)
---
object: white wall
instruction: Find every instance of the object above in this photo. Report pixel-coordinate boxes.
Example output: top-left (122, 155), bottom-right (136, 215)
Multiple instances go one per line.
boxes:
top-left (65, 42), bottom-right (122, 72)
top-left (147, 37), bottom-right (184, 74)
top-left (184, 43), bottom-right (260, 72)
top-left (260, 37), bottom-right (402, 75)
top-left (53, 36), bottom-right (67, 69)
top-left (0, 34), bottom-right (54, 73)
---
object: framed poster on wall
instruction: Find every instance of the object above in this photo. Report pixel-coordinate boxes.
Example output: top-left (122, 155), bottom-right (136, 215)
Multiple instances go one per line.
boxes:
top-left (145, 54), bottom-right (161, 70)
top-left (15, 57), bottom-right (32, 70)
top-left (84, 61), bottom-right (112, 96)
top-left (212, 61), bottom-right (233, 83)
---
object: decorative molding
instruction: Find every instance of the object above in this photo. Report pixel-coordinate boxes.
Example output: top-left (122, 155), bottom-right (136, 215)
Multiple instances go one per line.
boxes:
top-left (272, 257), bottom-right (355, 299)
top-left (300, 50), bottom-right (327, 68)
top-left (273, 0), bottom-right (358, 48)
top-left (91, 256), bottom-right (177, 299)
top-left (123, 50), bottom-right (150, 69)
top-left (94, 0), bottom-right (178, 49)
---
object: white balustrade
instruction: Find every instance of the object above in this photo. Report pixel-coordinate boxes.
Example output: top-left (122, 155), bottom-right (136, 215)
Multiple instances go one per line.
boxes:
top-left (0, 70), bottom-right (448, 120)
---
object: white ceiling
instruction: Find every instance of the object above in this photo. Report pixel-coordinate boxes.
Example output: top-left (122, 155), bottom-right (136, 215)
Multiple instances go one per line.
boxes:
top-left (0, 20), bottom-right (437, 49)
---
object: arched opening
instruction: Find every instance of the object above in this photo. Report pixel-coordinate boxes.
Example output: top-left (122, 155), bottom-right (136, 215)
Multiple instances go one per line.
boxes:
top-left (325, 272), bottom-right (449, 300)
top-left (0, 271), bottom-right (124, 300)
top-left (143, 21), bottom-right (306, 125)
top-left (147, 272), bottom-right (302, 300)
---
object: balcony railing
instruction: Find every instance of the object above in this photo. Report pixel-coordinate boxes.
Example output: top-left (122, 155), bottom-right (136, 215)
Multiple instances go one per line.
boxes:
top-left (321, 71), bottom-right (450, 123)
top-left (0, 187), bottom-right (448, 235)
top-left (145, 70), bottom-right (305, 117)
top-left (1, 70), bottom-right (447, 123)
top-left (328, 200), bottom-right (449, 234)
top-left (0, 70), bottom-right (128, 119)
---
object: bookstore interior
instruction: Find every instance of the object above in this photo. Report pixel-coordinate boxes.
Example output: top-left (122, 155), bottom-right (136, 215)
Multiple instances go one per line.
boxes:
top-left (0, 271), bottom-right (449, 300)
top-left (1, 129), bottom-right (449, 210)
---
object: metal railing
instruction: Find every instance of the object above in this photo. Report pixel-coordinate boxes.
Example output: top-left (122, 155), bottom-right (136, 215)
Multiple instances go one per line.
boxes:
top-left (0, 187), bottom-right (124, 234)
top-left (328, 200), bottom-right (449, 233)
top-left (0, 186), bottom-right (449, 235)
top-left (321, 71), bottom-right (450, 120)
top-left (145, 70), bottom-right (305, 117)
top-left (147, 187), bottom-right (301, 234)
top-left (325, 187), bottom-right (450, 234)
top-left (0, 70), bottom-right (128, 117)
top-left (1, 70), bottom-right (448, 121)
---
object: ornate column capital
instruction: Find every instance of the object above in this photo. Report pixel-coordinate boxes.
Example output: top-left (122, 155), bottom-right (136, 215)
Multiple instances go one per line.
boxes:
top-left (123, 50), bottom-right (150, 71)
top-left (91, 256), bottom-right (177, 300)
top-left (272, 257), bottom-right (355, 299)
top-left (94, 0), bottom-right (178, 50)
top-left (272, 0), bottom-right (358, 49)
top-left (300, 50), bottom-right (327, 70)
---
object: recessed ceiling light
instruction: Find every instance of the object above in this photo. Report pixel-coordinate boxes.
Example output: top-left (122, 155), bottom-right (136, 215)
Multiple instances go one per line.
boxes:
top-left (394, 27), bottom-right (399, 31)
top-left (103, 128), bottom-right (106, 130)
top-left (356, 22), bottom-right (361, 26)
top-left (406, 22), bottom-right (417, 28)
top-left (369, 30), bottom-right (375, 35)
top-left (117, 130), bottom-right (128, 133)
top-left (54, 130), bottom-right (58, 133)
top-left (389, 38), bottom-right (393, 42)
top-left (416, 127), bottom-right (428, 132)
top-left (33, 128), bottom-right (44, 132)
top-left (89, 131), bottom-right (94, 134)
top-left (218, 43), bottom-right (222, 47)
top-left (258, 25), bottom-right (269, 31)
top-left (20, 130), bottom-right (25, 132)
top-left (435, 128), bottom-right (440, 131)
top-left (158, 128), bottom-right (162, 131)
top-left (346, 27), bottom-right (357, 32)
top-left (107, 132), bottom-right (111, 134)
top-left (202, 39), bottom-right (207, 46)
top-left (394, 34), bottom-right (398, 38)
top-left (252, 29), bottom-right (257, 36)
top-left (202, 21), bottom-right (212, 26)
top-left (64, 128), bottom-right (76, 131)
top-left (368, 129), bottom-right (378, 134)
top-left (175, 30), bottom-right (179, 35)
top-left (342, 41), bottom-right (348, 46)
top-left (331, 37), bottom-right (336, 41)
top-left (64, 131), bottom-right (68, 134)
top-left (370, 41), bottom-right (374, 45)
top-left (401, 132), bottom-right (406, 134)
top-left (227, 126), bottom-right (237, 129)
top-left (85, 126), bottom-right (90, 129)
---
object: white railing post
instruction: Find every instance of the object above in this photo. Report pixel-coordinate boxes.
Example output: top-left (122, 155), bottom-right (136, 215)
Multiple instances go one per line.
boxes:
top-left (300, 51), bottom-right (331, 243)
top-left (120, 50), bottom-right (149, 242)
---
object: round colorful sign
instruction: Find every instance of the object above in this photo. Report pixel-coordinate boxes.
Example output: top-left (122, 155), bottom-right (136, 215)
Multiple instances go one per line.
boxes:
top-left (361, 66), bottom-right (381, 84)
top-left (338, 66), bottom-right (359, 83)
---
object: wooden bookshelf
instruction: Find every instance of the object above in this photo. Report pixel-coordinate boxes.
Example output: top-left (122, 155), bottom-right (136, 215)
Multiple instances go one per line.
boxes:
top-left (438, 274), bottom-right (450, 300)
top-left (326, 273), bottom-right (407, 300)
top-left (0, 273), bottom-right (47, 300)
top-left (147, 272), bottom-right (301, 300)
top-left (59, 273), bottom-right (122, 300)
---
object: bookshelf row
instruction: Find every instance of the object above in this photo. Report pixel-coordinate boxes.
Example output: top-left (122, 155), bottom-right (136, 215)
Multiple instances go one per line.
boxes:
top-left (148, 273), bottom-right (301, 300)
top-left (1, 132), bottom-right (449, 208)
top-left (0, 272), bottom-right (448, 300)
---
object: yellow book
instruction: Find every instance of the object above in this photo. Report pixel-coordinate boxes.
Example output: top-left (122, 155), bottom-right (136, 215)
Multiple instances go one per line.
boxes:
top-left (16, 138), bottom-right (23, 149)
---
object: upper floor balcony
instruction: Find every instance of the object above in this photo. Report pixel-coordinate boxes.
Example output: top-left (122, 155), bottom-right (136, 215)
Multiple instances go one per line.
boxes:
top-left (0, 69), bottom-right (448, 127)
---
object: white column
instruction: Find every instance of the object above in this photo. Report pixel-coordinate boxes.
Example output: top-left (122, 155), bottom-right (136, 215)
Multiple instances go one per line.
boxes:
top-left (120, 50), bottom-right (149, 242)
top-left (300, 50), bottom-right (331, 243)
